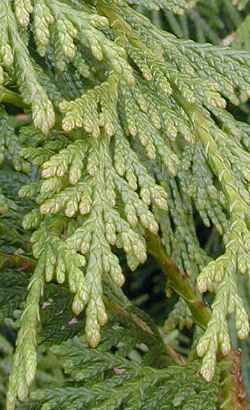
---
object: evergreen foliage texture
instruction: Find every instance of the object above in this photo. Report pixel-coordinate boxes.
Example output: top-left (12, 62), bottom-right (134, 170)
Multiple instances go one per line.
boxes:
top-left (1, 0), bottom-right (250, 409)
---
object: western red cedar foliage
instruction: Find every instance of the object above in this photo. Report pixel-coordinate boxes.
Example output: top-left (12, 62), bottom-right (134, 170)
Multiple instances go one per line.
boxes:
top-left (0, 0), bottom-right (250, 409)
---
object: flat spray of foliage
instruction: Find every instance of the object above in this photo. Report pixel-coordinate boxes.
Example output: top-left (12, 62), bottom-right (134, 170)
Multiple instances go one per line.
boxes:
top-left (1, 0), bottom-right (250, 409)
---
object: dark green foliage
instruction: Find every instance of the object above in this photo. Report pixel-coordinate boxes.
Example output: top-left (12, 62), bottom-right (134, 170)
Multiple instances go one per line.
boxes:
top-left (30, 339), bottom-right (220, 410)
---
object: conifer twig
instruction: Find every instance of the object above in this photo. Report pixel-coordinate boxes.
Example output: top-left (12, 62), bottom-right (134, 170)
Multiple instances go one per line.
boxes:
top-left (0, 251), bottom-right (185, 366)
top-left (0, 252), bottom-right (36, 272)
top-left (222, 32), bottom-right (237, 46)
top-left (11, 113), bottom-right (32, 127)
top-left (220, 350), bottom-right (248, 410)
top-left (146, 232), bottom-right (211, 329)
top-left (164, 343), bottom-right (187, 366)
top-left (0, 86), bottom-right (28, 109)
top-left (106, 296), bottom-right (186, 365)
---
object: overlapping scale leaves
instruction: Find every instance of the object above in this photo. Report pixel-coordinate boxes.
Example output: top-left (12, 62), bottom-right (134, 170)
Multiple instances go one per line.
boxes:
top-left (2, 0), bottom-right (250, 407)
top-left (127, 0), bottom-right (198, 14)
top-left (29, 337), bottom-right (220, 410)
